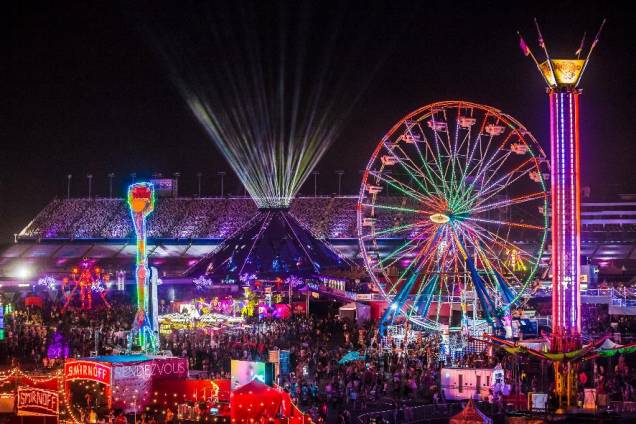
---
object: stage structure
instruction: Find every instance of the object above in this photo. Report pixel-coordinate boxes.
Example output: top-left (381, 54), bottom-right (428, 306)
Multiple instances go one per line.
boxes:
top-left (128, 183), bottom-right (159, 352)
top-left (357, 100), bottom-right (549, 338)
top-left (186, 208), bottom-right (349, 282)
top-left (518, 18), bottom-right (605, 408)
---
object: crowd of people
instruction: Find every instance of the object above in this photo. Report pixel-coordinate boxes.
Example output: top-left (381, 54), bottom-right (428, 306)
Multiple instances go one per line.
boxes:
top-left (19, 196), bottom-right (376, 240)
top-left (0, 295), bottom-right (135, 370)
top-left (4, 291), bottom-right (636, 423)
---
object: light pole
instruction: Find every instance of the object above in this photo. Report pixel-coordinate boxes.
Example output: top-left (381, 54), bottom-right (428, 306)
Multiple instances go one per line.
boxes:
top-left (130, 173), bottom-right (136, 184)
top-left (196, 172), bottom-right (203, 197)
top-left (312, 171), bottom-right (319, 197)
top-left (66, 174), bottom-right (72, 199)
top-left (217, 171), bottom-right (226, 197)
top-left (335, 170), bottom-right (344, 196)
top-left (173, 172), bottom-right (181, 197)
top-left (87, 174), bottom-right (93, 199)
top-left (108, 173), bottom-right (115, 198)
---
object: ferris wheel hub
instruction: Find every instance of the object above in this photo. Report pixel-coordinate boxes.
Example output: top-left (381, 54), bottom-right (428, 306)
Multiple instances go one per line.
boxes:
top-left (430, 213), bottom-right (450, 224)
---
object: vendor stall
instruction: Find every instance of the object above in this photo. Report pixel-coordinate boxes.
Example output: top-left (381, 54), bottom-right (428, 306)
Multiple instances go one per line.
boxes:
top-left (0, 368), bottom-right (62, 424)
top-left (441, 365), bottom-right (505, 401)
top-left (338, 302), bottom-right (371, 324)
top-left (64, 355), bottom-right (188, 416)
top-left (158, 312), bottom-right (245, 334)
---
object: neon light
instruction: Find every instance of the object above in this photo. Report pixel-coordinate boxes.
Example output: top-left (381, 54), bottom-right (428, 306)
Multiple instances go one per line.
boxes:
top-left (548, 89), bottom-right (581, 344)
top-left (358, 101), bottom-right (549, 332)
top-left (127, 182), bottom-right (158, 351)
top-left (60, 260), bottom-right (111, 312)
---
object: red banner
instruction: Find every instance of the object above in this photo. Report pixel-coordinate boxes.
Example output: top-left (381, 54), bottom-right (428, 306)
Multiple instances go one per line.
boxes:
top-left (65, 360), bottom-right (112, 385)
top-left (17, 387), bottom-right (59, 416)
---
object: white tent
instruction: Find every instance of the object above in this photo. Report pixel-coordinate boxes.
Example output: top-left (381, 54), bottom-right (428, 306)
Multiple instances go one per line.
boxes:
top-left (339, 302), bottom-right (371, 324)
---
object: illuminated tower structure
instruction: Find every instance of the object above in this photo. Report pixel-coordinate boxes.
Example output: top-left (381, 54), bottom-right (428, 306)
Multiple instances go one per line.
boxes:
top-left (128, 182), bottom-right (158, 352)
top-left (519, 19), bottom-right (605, 407)
top-left (547, 74), bottom-right (583, 353)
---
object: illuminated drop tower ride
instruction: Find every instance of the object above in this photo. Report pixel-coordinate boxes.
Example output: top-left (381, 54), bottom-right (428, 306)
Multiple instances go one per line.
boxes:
top-left (519, 19), bottom-right (605, 407)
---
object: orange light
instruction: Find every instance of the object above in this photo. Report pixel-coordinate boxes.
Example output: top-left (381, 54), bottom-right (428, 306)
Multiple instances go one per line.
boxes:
top-left (429, 213), bottom-right (450, 224)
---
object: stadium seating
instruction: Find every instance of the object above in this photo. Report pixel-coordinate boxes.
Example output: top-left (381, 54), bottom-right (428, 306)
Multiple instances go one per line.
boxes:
top-left (19, 196), bottom-right (368, 240)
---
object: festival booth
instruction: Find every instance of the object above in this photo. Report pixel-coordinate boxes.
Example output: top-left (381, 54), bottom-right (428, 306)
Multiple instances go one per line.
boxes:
top-left (338, 302), bottom-right (371, 324)
top-left (152, 378), bottom-right (231, 421)
top-left (2, 362), bottom-right (308, 423)
top-left (64, 355), bottom-right (188, 417)
top-left (158, 312), bottom-right (245, 334)
top-left (0, 369), bottom-right (61, 424)
top-left (230, 380), bottom-right (308, 423)
top-left (441, 365), bottom-right (505, 401)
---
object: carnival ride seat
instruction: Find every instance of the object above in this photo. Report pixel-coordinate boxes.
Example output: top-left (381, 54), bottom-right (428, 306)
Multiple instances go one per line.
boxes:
top-left (366, 185), bottom-right (383, 194)
top-left (381, 155), bottom-right (399, 166)
top-left (458, 116), bottom-right (477, 128)
top-left (363, 217), bottom-right (377, 226)
top-left (510, 143), bottom-right (529, 155)
top-left (427, 120), bottom-right (448, 132)
top-left (485, 124), bottom-right (506, 136)
top-left (399, 133), bottom-right (422, 143)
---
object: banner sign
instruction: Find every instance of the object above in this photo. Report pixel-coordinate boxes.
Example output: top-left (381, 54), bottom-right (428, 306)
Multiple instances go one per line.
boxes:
top-left (17, 387), bottom-right (59, 416)
top-left (149, 178), bottom-right (175, 197)
top-left (111, 357), bottom-right (188, 412)
top-left (279, 350), bottom-right (290, 376)
top-left (65, 360), bottom-right (112, 384)
top-left (113, 357), bottom-right (188, 380)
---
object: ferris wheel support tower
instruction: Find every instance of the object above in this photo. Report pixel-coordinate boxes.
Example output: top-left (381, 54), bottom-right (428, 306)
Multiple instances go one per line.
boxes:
top-left (519, 18), bottom-right (605, 407)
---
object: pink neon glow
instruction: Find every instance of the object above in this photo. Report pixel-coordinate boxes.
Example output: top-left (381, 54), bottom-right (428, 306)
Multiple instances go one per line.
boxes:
top-left (550, 89), bottom-right (581, 342)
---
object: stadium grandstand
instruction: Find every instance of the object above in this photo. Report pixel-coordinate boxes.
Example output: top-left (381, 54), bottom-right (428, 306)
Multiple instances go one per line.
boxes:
top-left (2, 193), bottom-right (636, 286)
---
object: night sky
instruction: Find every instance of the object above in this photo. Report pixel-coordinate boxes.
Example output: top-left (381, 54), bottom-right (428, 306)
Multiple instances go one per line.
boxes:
top-left (2, 1), bottom-right (634, 242)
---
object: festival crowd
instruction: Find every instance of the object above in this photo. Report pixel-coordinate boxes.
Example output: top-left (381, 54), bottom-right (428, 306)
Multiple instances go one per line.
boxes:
top-left (3, 295), bottom-right (636, 423)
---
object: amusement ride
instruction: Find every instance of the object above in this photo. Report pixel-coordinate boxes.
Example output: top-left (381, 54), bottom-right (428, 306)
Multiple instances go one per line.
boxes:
top-left (358, 101), bottom-right (549, 338)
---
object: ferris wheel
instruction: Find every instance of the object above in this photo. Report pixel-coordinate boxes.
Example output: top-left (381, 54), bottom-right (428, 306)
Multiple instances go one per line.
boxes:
top-left (357, 101), bottom-right (549, 333)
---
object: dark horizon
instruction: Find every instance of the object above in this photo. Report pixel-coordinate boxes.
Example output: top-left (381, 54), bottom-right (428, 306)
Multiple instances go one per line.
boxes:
top-left (3, 1), bottom-right (634, 242)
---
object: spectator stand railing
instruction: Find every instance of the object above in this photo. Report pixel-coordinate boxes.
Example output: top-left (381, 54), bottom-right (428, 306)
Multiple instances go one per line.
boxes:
top-left (356, 402), bottom-right (465, 424)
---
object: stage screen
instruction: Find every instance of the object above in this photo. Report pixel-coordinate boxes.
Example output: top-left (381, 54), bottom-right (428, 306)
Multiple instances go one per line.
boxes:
top-left (230, 360), bottom-right (273, 390)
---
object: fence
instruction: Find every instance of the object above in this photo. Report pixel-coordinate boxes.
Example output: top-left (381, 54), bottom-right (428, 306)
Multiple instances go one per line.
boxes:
top-left (357, 402), bottom-right (465, 424)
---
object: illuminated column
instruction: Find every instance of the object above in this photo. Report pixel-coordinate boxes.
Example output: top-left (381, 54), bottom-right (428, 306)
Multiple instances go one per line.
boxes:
top-left (519, 21), bottom-right (604, 350)
top-left (546, 71), bottom-right (602, 408)
top-left (549, 87), bottom-right (581, 350)
top-left (518, 21), bottom-right (605, 408)
top-left (128, 182), bottom-right (156, 350)
top-left (540, 62), bottom-right (585, 352)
